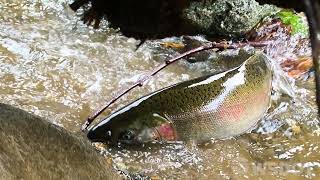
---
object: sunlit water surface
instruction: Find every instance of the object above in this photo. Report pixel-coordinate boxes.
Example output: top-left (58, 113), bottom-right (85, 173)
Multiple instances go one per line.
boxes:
top-left (0, 0), bottom-right (319, 179)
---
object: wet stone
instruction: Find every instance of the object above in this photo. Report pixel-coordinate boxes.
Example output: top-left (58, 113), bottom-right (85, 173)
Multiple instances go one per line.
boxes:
top-left (183, 0), bottom-right (280, 36)
top-left (0, 103), bottom-right (121, 180)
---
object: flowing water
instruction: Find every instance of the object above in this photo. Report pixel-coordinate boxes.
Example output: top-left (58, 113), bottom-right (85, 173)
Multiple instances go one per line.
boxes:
top-left (0, 0), bottom-right (319, 179)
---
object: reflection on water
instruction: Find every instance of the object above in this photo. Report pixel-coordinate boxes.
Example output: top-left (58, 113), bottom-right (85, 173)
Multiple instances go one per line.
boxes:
top-left (0, 0), bottom-right (319, 179)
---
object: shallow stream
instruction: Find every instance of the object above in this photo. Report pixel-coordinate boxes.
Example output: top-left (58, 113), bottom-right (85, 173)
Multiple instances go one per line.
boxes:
top-left (0, 0), bottom-right (319, 179)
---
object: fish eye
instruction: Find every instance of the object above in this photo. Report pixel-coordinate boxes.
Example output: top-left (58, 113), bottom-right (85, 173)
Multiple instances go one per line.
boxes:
top-left (106, 130), bottom-right (112, 136)
top-left (120, 130), bottom-right (136, 141)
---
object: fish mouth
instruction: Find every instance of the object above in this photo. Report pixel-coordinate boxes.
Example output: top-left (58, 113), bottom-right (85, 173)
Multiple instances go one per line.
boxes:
top-left (87, 128), bottom-right (113, 143)
top-left (86, 130), bottom-right (103, 142)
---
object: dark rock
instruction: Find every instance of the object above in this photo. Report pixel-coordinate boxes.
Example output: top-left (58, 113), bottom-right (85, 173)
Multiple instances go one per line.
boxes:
top-left (0, 103), bottom-right (120, 180)
top-left (71, 0), bottom-right (193, 39)
top-left (70, 0), bottom-right (279, 39)
top-left (183, 0), bottom-right (279, 36)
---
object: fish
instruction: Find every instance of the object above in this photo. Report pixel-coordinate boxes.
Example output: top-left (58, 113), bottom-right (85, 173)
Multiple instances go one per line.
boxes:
top-left (87, 52), bottom-right (272, 145)
top-left (0, 103), bottom-right (120, 179)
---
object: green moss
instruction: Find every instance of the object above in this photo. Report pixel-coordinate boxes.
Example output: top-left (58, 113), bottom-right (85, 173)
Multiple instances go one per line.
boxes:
top-left (276, 10), bottom-right (308, 36)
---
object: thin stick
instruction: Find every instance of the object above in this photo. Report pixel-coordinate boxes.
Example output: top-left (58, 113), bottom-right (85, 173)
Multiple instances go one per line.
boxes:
top-left (81, 41), bottom-right (269, 131)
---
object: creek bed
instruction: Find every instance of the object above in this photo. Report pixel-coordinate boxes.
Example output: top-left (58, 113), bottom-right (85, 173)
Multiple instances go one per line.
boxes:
top-left (0, 0), bottom-right (319, 179)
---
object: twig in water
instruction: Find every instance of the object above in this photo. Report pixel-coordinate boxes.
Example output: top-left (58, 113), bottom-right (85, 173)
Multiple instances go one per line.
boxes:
top-left (81, 41), bottom-right (269, 131)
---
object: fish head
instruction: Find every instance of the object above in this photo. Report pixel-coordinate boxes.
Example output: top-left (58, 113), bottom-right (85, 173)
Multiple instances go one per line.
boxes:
top-left (87, 112), bottom-right (176, 145)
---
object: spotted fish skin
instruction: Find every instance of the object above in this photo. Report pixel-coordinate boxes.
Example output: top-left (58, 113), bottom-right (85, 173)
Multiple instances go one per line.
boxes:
top-left (165, 53), bottom-right (272, 142)
top-left (87, 53), bottom-right (272, 144)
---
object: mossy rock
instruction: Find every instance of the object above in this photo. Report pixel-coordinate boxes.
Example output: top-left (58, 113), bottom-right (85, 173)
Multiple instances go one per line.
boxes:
top-left (276, 9), bottom-right (309, 36)
top-left (183, 0), bottom-right (280, 36)
top-left (70, 0), bottom-right (280, 39)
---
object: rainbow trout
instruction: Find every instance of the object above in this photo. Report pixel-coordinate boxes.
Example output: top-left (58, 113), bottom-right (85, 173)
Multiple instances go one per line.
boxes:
top-left (87, 53), bottom-right (272, 144)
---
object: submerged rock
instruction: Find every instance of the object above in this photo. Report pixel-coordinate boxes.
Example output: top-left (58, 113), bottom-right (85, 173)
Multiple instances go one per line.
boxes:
top-left (0, 103), bottom-right (120, 179)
